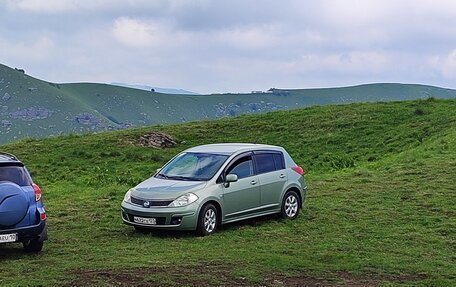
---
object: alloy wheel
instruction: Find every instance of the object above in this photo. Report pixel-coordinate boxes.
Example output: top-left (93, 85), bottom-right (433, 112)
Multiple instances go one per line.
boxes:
top-left (204, 208), bottom-right (216, 233)
top-left (284, 194), bottom-right (298, 218)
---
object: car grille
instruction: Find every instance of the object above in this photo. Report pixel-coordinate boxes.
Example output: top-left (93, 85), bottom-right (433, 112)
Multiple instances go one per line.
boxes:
top-left (131, 196), bottom-right (173, 207)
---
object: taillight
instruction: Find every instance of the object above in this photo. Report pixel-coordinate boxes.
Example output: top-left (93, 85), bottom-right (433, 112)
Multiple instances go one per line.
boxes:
top-left (40, 212), bottom-right (47, 220)
top-left (291, 166), bottom-right (305, 176)
top-left (32, 183), bottom-right (42, 202)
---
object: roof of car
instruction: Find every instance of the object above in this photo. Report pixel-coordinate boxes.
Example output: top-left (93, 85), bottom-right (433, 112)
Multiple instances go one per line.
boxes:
top-left (0, 152), bottom-right (21, 163)
top-left (184, 143), bottom-right (283, 155)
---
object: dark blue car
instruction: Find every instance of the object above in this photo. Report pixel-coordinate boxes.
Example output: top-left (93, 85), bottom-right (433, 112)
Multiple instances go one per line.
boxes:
top-left (0, 152), bottom-right (47, 252)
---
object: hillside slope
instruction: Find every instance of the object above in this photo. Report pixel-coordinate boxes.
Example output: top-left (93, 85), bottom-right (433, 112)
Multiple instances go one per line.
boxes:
top-left (110, 82), bottom-right (200, 95)
top-left (0, 99), bottom-right (455, 286)
top-left (2, 63), bottom-right (456, 145)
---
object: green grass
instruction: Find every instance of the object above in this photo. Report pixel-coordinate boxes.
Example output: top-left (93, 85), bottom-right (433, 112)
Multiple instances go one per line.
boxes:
top-left (0, 99), bottom-right (455, 286)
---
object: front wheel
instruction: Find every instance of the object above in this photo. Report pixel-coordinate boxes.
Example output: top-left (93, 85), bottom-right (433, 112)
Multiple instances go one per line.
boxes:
top-left (196, 203), bottom-right (218, 236)
top-left (23, 238), bottom-right (43, 253)
top-left (281, 190), bottom-right (300, 219)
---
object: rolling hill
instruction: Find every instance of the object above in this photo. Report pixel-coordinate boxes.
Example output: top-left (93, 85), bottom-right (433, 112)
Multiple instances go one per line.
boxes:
top-left (0, 98), bottom-right (455, 286)
top-left (110, 82), bottom-right (200, 95)
top-left (2, 63), bottom-right (456, 145)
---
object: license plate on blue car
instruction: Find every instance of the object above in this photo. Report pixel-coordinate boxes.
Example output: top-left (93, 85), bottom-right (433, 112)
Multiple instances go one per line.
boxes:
top-left (133, 216), bottom-right (156, 225)
top-left (0, 233), bottom-right (17, 243)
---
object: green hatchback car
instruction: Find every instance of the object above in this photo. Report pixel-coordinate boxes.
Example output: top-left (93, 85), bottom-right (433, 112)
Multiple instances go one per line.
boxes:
top-left (121, 143), bottom-right (307, 235)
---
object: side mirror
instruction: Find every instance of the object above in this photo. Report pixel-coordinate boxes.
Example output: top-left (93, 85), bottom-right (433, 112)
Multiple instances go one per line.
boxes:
top-left (224, 174), bottom-right (238, 188)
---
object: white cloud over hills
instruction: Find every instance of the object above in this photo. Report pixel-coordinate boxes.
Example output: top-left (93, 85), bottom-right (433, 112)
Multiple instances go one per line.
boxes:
top-left (1, 0), bottom-right (456, 93)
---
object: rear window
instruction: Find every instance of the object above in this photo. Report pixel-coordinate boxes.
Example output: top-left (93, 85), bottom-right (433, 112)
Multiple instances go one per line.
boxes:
top-left (0, 166), bottom-right (32, 186)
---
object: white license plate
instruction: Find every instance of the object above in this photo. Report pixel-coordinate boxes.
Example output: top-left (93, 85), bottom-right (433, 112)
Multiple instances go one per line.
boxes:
top-left (133, 216), bottom-right (156, 225)
top-left (0, 233), bottom-right (18, 243)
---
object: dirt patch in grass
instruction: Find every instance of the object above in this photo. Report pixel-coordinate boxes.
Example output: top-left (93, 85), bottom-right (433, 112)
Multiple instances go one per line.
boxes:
top-left (66, 264), bottom-right (426, 287)
top-left (67, 264), bottom-right (248, 287)
top-left (124, 131), bottom-right (177, 148)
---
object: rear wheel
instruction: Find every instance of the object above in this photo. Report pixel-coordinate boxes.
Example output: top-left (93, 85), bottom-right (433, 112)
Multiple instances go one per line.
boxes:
top-left (281, 190), bottom-right (300, 219)
top-left (196, 203), bottom-right (218, 236)
top-left (23, 238), bottom-right (43, 253)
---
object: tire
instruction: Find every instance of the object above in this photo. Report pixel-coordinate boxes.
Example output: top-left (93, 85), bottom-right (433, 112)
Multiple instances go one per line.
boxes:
top-left (196, 203), bottom-right (218, 236)
top-left (281, 190), bottom-right (300, 219)
top-left (23, 238), bottom-right (43, 253)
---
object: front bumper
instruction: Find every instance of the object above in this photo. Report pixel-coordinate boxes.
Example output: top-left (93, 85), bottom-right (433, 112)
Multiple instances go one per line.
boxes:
top-left (121, 201), bottom-right (198, 230)
top-left (0, 220), bottom-right (47, 243)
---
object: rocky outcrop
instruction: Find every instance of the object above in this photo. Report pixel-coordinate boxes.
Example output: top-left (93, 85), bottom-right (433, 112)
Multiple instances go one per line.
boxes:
top-left (74, 113), bottom-right (102, 129)
top-left (133, 131), bottom-right (177, 148)
top-left (9, 106), bottom-right (53, 121)
top-left (2, 92), bottom-right (11, 101)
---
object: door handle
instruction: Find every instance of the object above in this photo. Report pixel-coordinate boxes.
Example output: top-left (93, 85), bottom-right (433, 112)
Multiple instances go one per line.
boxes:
top-left (250, 180), bottom-right (257, 185)
top-left (279, 174), bottom-right (286, 178)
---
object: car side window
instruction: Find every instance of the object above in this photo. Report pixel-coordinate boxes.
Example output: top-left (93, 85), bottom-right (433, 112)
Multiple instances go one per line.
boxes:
top-left (273, 153), bottom-right (285, 170)
top-left (255, 153), bottom-right (278, 174)
top-left (226, 156), bottom-right (253, 179)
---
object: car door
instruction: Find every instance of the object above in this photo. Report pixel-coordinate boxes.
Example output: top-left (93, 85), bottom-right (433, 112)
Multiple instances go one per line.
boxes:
top-left (254, 151), bottom-right (287, 209)
top-left (222, 153), bottom-right (260, 219)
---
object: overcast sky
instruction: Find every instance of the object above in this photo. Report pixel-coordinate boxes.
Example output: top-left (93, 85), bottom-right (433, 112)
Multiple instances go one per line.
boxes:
top-left (1, 0), bottom-right (456, 94)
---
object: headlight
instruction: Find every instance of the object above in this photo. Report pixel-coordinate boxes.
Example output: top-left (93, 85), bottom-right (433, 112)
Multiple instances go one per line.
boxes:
top-left (123, 189), bottom-right (133, 203)
top-left (168, 193), bottom-right (198, 207)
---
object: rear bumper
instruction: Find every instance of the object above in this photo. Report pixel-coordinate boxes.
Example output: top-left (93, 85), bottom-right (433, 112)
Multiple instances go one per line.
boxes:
top-left (301, 184), bottom-right (308, 207)
top-left (0, 220), bottom-right (47, 243)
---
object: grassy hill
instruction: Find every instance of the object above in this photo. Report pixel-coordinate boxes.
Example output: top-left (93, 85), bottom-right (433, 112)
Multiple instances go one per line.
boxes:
top-left (2, 63), bottom-right (456, 145)
top-left (0, 98), bottom-right (455, 286)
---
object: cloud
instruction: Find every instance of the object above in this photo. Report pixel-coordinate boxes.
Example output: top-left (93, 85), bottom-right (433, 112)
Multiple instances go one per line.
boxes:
top-left (0, 35), bottom-right (55, 62)
top-left (111, 16), bottom-right (192, 49)
top-left (112, 17), bottom-right (159, 48)
top-left (4, 0), bottom-right (168, 15)
top-left (6, 0), bottom-right (82, 13)
top-left (299, 51), bottom-right (389, 75)
top-left (2, 0), bottom-right (456, 93)
top-left (215, 25), bottom-right (280, 50)
top-left (430, 49), bottom-right (456, 79)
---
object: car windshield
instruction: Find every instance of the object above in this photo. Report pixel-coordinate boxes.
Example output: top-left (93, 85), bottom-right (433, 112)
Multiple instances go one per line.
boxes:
top-left (156, 152), bottom-right (229, 181)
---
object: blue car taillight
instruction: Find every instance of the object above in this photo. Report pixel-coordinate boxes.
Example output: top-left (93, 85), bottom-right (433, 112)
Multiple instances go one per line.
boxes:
top-left (32, 183), bottom-right (42, 202)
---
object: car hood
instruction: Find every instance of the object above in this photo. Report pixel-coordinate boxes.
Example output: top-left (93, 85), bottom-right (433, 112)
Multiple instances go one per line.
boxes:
top-left (132, 176), bottom-right (207, 200)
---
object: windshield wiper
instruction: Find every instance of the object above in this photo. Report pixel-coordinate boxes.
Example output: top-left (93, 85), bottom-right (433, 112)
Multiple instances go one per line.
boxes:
top-left (166, 175), bottom-right (195, 181)
top-left (156, 174), bottom-right (205, 181)
top-left (156, 173), bottom-right (170, 179)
